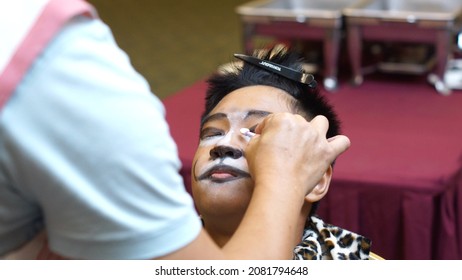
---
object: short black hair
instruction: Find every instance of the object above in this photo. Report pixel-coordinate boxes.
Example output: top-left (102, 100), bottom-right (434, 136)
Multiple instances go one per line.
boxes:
top-left (202, 45), bottom-right (340, 140)
top-left (201, 45), bottom-right (342, 215)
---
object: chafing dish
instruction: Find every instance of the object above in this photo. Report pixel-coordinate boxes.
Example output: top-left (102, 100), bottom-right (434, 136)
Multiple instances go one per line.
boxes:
top-left (344, 0), bottom-right (462, 23)
top-left (236, 0), bottom-right (366, 91)
top-left (236, 0), bottom-right (363, 23)
top-left (343, 0), bottom-right (462, 95)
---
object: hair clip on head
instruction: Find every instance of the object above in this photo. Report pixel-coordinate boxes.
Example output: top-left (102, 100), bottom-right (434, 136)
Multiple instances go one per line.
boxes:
top-left (234, 53), bottom-right (317, 89)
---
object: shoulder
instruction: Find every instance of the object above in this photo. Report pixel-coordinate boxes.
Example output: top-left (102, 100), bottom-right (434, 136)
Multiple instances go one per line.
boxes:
top-left (294, 215), bottom-right (372, 260)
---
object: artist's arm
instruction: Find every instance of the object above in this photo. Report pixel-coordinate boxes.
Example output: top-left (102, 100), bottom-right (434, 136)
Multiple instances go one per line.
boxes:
top-left (14, 14), bottom-right (348, 260)
top-left (38, 113), bottom-right (348, 260)
top-left (160, 113), bottom-right (350, 259)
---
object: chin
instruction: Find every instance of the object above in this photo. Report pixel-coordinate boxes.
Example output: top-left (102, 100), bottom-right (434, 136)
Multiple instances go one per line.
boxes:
top-left (194, 185), bottom-right (252, 217)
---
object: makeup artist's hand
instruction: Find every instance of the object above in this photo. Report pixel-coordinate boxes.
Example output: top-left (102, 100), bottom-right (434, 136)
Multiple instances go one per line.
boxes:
top-left (245, 113), bottom-right (350, 196)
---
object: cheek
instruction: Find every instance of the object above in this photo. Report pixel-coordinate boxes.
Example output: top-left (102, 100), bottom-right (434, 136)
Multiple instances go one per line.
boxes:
top-left (198, 130), bottom-right (237, 148)
top-left (198, 138), bottom-right (216, 148)
top-left (192, 149), bottom-right (208, 178)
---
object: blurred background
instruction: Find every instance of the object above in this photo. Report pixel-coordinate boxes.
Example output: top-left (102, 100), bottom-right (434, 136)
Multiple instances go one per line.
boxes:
top-left (89, 0), bottom-right (462, 97)
top-left (88, 0), bottom-right (462, 260)
top-left (89, 0), bottom-right (249, 99)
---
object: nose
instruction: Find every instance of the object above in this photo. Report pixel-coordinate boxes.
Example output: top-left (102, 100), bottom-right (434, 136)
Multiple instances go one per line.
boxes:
top-left (209, 145), bottom-right (243, 160)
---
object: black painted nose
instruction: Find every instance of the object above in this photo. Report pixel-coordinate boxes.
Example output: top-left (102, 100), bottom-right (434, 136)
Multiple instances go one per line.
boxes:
top-left (210, 146), bottom-right (243, 160)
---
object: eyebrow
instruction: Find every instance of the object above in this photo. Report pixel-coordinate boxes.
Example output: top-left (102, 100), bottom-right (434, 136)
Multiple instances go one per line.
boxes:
top-left (201, 110), bottom-right (271, 128)
top-left (246, 110), bottom-right (271, 119)
top-left (201, 112), bottom-right (227, 128)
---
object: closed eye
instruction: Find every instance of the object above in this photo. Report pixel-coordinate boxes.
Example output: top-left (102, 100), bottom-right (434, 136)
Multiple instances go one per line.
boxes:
top-left (200, 127), bottom-right (224, 140)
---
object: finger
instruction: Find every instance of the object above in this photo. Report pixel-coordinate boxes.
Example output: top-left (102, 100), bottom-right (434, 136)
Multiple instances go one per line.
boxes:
top-left (327, 135), bottom-right (344, 142)
top-left (310, 115), bottom-right (329, 136)
top-left (253, 113), bottom-right (290, 135)
top-left (253, 114), bottom-right (271, 135)
top-left (327, 135), bottom-right (351, 157)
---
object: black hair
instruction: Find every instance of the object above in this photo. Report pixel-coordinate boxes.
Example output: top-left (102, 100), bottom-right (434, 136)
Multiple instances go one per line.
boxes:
top-left (201, 45), bottom-right (342, 215)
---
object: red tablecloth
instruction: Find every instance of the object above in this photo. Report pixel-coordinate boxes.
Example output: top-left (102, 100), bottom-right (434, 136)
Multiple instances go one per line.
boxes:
top-left (163, 76), bottom-right (462, 260)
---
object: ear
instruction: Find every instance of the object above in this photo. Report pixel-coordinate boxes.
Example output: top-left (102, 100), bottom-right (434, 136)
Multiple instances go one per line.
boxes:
top-left (304, 165), bottom-right (332, 203)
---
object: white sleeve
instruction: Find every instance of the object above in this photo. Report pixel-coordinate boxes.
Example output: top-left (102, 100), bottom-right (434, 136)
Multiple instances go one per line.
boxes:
top-left (0, 15), bottom-right (201, 259)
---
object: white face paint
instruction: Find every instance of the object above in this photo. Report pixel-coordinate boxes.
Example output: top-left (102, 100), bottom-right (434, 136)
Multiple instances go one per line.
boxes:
top-left (198, 112), bottom-right (251, 148)
top-left (239, 128), bottom-right (256, 138)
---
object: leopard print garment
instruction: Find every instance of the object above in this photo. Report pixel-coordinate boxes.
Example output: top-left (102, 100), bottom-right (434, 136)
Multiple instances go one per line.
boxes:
top-left (293, 215), bottom-right (371, 260)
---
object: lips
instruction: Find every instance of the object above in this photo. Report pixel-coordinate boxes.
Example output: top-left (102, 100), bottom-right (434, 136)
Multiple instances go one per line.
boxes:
top-left (197, 164), bottom-right (250, 183)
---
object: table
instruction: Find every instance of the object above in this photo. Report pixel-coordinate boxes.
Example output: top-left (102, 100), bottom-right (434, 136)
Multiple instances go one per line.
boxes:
top-left (235, 0), bottom-right (363, 91)
top-left (343, 0), bottom-right (462, 95)
top-left (163, 76), bottom-right (462, 259)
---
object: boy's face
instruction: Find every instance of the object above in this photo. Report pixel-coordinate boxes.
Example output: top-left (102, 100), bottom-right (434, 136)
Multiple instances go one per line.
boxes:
top-left (191, 85), bottom-right (296, 226)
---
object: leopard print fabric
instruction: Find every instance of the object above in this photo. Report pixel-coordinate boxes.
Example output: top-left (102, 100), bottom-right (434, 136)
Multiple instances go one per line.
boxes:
top-left (293, 215), bottom-right (371, 260)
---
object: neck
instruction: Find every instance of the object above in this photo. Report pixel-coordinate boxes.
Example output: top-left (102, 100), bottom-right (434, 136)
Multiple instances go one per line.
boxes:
top-left (203, 222), bottom-right (235, 248)
top-left (204, 203), bottom-right (312, 250)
